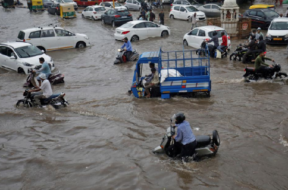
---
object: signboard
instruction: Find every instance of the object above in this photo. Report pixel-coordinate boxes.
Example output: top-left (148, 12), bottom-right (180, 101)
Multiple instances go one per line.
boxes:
top-left (242, 22), bottom-right (248, 30)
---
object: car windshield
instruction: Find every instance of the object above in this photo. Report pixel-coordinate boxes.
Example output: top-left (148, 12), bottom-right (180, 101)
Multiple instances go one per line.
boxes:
top-left (17, 31), bottom-right (25, 40)
top-left (208, 30), bottom-right (227, 38)
top-left (186, 6), bottom-right (198, 12)
top-left (270, 22), bottom-right (288, 30)
top-left (95, 7), bottom-right (105, 11)
top-left (264, 10), bottom-right (279, 18)
top-left (114, 3), bottom-right (121, 7)
top-left (14, 45), bottom-right (43, 58)
top-left (120, 23), bottom-right (133, 28)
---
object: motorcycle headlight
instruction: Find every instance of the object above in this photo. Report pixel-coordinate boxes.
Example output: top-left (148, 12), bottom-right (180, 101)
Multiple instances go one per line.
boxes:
top-left (23, 62), bottom-right (33, 67)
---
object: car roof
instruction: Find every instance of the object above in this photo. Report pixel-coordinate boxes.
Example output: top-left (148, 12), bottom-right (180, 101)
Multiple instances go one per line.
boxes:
top-left (120, 20), bottom-right (151, 25)
top-left (272, 17), bottom-right (288, 22)
top-left (89, 5), bottom-right (105, 8)
top-left (0, 42), bottom-right (31, 48)
top-left (195, 25), bottom-right (225, 31)
top-left (20, 26), bottom-right (64, 33)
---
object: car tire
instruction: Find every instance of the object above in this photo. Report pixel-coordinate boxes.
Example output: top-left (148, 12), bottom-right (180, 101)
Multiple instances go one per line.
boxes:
top-left (112, 21), bottom-right (115, 28)
top-left (37, 46), bottom-right (46, 53)
top-left (170, 14), bottom-right (174, 19)
top-left (161, 30), bottom-right (169, 37)
top-left (92, 16), bottom-right (96, 21)
top-left (82, 14), bottom-right (84, 18)
top-left (212, 130), bottom-right (220, 146)
top-left (17, 67), bottom-right (25, 74)
top-left (183, 40), bottom-right (189, 46)
top-left (102, 19), bottom-right (105, 24)
top-left (76, 42), bottom-right (86, 48)
top-left (131, 35), bottom-right (139, 42)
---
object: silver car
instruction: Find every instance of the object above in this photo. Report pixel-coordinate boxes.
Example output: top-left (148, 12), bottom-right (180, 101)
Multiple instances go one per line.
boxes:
top-left (196, 4), bottom-right (221, 17)
top-left (124, 0), bottom-right (141, 11)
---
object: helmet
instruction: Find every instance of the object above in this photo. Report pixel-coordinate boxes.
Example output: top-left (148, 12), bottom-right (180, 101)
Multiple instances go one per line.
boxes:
top-left (175, 112), bottom-right (185, 124)
top-left (39, 73), bottom-right (46, 80)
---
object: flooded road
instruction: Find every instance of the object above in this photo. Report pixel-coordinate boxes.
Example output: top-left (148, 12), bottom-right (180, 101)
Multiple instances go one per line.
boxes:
top-left (1, 3), bottom-right (288, 190)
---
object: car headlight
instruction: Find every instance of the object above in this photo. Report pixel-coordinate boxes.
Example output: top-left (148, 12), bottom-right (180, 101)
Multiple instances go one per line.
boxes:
top-left (266, 34), bottom-right (271, 37)
top-left (23, 62), bottom-right (33, 67)
top-left (84, 36), bottom-right (89, 40)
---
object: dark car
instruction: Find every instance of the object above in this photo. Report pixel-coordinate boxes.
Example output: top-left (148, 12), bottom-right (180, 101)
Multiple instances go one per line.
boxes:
top-left (101, 9), bottom-right (133, 27)
top-left (43, 0), bottom-right (53, 8)
top-left (47, 3), bottom-right (60, 15)
top-left (243, 9), bottom-right (279, 29)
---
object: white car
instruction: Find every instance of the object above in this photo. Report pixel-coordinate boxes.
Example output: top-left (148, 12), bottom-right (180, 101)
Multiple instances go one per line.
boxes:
top-left (82, 5), bottom-right (106, 20)
top-left (183, 26), bottom-right (231, 50)
top-left (100, 2), bottom-right (127, 11)
top-left (266, 17), bottom-right (288, 45)
top-left (17, 26), bottom-right (91, 52)
top-left (124, 0), bottom-right (141, 11)
top-left (169, 5), bottom-right (206, 21)
top-left (0, 42), bottom-right (55, 74)
top-left (114, 20), bottom-right (170, 42)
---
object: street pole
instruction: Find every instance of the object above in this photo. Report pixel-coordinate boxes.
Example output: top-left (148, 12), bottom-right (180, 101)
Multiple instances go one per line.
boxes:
top-left (113, 0), bottom-right (115, 8)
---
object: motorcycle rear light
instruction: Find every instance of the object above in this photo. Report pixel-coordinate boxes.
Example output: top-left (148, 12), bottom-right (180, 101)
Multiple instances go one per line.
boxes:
top-left (122, 31), bottom-right (130, 34)
top-left (244, 69), bottom-right (246, 71)
top-left (209, 148), bottom-right (215, 152)
top-left (160, 145), bottom-right (164, 149)
top-left (132, 85), bottom-right (136, 88)
top-left (114, 15), bottom-right (121, 18)
top-left (93, 11), bottom-right (97, 14)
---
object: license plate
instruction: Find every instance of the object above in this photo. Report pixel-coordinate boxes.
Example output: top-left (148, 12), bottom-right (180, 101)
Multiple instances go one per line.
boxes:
top-left (273, 38), bottom-right (282, 41)
top-left (122, 16), bottom-right (127, 18)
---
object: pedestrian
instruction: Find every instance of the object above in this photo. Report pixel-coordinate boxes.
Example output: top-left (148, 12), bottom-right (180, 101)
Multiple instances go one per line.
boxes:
top-left (141, 9), bottom-right (146, 20)
top-left (159, 9), bottom-right (165, 25)
top-left (150, 10), bottom-right (155, 22)
top-left (279, 13), bottom-right (283, 18)
top-left (279, 0), bottom-right (283, 6)
top-left (248, 29), bottom-right (256, 43)
top-left (191, 13), bottom-right (197, 30)
top-left (146, 9), bottom-right (150, 21)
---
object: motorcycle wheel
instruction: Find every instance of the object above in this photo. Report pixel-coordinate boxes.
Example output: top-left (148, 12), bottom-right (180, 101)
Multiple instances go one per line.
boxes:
top-left (229, 54), bottom-right (237, 61)
top-left (212, 130), bottom-right (220, 146)
top-left (16, 100), bottom-right (32, 108)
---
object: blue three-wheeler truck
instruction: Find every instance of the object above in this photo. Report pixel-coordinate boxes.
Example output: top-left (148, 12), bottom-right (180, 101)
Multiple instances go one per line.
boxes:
top-left (130, 48), bottom-right (211, 99)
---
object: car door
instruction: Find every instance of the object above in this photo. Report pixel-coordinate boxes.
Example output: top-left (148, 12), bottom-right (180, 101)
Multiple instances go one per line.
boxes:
top-left (132, 0), bottom-right (139, 10)
top-left (55, 29), bottom-right (75, 48)
top-left (145, 22), bottom-right (161, 37)
top-left (125, 0), bottom-right (132, 9)
top-left (82, 6), bottom-right (89, 17)
top-left (0, 46), bottom-right (9, 69)
top-left (88, 6), bottom-right (94, 18)
top-left (211, 5), bottom-right (220, 17)
top-left (256, 11), bottom-right (266, 28)
top-left (27, 30), bottom-right (42, 47)
top-left (0, 46), bottom-right (17, 71)
top-left (248, 10), bottom-right (258, 28)
top-left (196, 29), bottom-right (206, 48)
top-left (186, 29), bottom-right (198, 48)
top-left (179, 6), bottom-right (186, 20)
top-left (173, 6), bottom-right (180, 19)
top-left (202, 5), bottom-right (211, 16)
top-left (133, 22), bottom-right (147, 39)
top-left (40, 29), bottom-right (57, 50)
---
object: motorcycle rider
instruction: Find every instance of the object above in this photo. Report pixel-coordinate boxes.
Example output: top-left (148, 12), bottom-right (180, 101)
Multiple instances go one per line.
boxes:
top-left (256, 35), bottom-right (266, 53)
top-left (121, 37), bottom-right (132, 61)
top-left (28, 73), bottom-right (53, 106)
top-left (172, 113), bottom-right (197, 162)
top-left (242, 35), bottom-right (257, 63)
top-left (254, 51), bottom-right (274, 77)
top-left (217, 32), bottom-right (227, 56)
top-left (34, 57), bottom-right (51, 87)
top-left (206, 31), bottom-right (219, 56)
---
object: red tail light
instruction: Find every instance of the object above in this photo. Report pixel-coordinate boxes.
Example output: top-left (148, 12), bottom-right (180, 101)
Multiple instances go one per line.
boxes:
top-left (228, 36), bottom-right (230, 40)
top-left (128, 14), bottom-right (132, 17)
top-left (93, 11), bottom-right (97, 14)
top-left (122, 31), bottom-right (130, 34)
top-left (23, 39), bottom-right (25, 42)
top-left (114, 15), bottom-right (121, 18)
top-left (244, 69), bottom-right (246, 71)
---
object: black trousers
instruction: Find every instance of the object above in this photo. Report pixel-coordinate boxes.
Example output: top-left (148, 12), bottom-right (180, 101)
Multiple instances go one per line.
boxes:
top-left (242, 50), bottom-right (256, 63)
top-left (160, 19), bottom-right (164, 25)
top-left (124, 51), bottom-right (132, 61)
top-left (180, 140), bottom-right (197, 159)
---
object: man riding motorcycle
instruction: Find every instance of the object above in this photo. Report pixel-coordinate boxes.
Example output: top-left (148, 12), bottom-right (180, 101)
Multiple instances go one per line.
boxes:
top-left (35, 57), bottom-right (51, 87)
top-left (242, 35), bottom-right (257, 63)
top-left (206, 31), bottom-right (219, 56)
top-left (28, 73), bottom-right (53, 106)
top-left (254, 51), bottom-right (274, 77)
top-left (121, 37), bottom-right (132, 61)
top-left (172, 113), bottom-right (197, 162)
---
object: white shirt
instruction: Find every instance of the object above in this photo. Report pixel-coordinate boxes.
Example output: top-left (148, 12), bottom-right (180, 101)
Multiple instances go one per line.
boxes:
top-left (40, 79), bottom-right (53, 97)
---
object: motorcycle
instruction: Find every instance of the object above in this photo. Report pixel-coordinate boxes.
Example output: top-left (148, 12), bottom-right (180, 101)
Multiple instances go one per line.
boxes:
top-left (16, 90), bottom-right (69, 109)
top-left (114, 49), bottom-right (139, 64)
top-left (229, 44), bottom-right (248, 61)
top-left (23, 66), bottom-right (64, 88)
top-left (243, 62), bottom-right (288, 82)
top-left (196, 40), bottom-right (227, 58)
top-left (153, 116), bottom-right (220, 161)
top-left (151, 1), bottom-right (161, 8)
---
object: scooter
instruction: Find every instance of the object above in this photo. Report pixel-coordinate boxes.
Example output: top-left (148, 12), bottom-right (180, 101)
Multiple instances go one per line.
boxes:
top-left (23, 66), bottom-right (65, 88)
top-left (114, 49), bottom-right (139, 64)
top-left (16, 90), bottom-right (69, 109)
top-left (230, 44), bottom-right (248, 61)
top-left (243, 62), bottom-right (288, 82)
top-left (153, 115), bottom-right (220, 160)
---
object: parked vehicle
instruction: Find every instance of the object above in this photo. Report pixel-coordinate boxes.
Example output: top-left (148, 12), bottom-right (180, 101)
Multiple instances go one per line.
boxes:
top-left (153, 115), bottom-right (220, 160)
top-left (266, 18), bottom-right (288, 45)
top-left (183, 26), bottom-right (231, 51)
top-left (130, 48), bottom-right (211, 99)
top-left (17, 26), bottom-right (90, 52)
top-left (196, 3), bottom-right (221, 17)
top-left (242, 9), bottom-right (279, 29)
top-left (124, 0), bottom-right (141, 11)
top-left (82, 5), bottom-right (106, 20)
top-left (16, 90), bottom-right (68, 109)
top-left (1, 0), bottom-right (15, 8)
top-left (172, 0), bottom-right (191, 6)
top-left (52, 0), bottom-right (78, 10)
top-left (100, 2), bottom-right (127, 11)
top-left (43, 0), bottom-right (53, 8)
top-left (114, 49), bottom-right (139, 64)
top-left (0, 42), bottom-right (55, 74)
top-left (101, 9), bottom-right (133, 27)
top-left (74, 0), bottom-right (101, 7)
top-left (114, 21), bottom-right (170, 42)
top-left (249, 4), bottom-right (275, 10)
top-left (169, 5), bottom-right (206, 21)
top-left (60, 3), bottom-right (76, 18)
top-left (47, 3), bottom-right (60, 15)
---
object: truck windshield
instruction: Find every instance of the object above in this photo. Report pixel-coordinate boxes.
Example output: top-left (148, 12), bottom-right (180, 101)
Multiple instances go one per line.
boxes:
top-left (270, 22), bottom-right (288, 30)
top-left (15, 45), bottom-right (43, 58)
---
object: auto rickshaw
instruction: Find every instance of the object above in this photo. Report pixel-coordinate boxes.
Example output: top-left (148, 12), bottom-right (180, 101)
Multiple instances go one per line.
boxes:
top-left (31, 0), bottom-right (44, 11)
top-left (60, 3), bottom-right (76, 19)
top-left (249, 4), bottom-right (275, 10)
top-left (1, 0), bottom-right (15, 8)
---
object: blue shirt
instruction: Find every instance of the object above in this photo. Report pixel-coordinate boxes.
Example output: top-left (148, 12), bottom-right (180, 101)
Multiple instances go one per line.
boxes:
top-left (36, 62), bottom-right (51, 76)
top-left (121, 41), bottom-right (132, 51)
top-left (175, 121), bottom-right (196, 145)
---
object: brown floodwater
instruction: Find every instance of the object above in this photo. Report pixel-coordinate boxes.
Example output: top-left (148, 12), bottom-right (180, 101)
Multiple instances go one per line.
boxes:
top-left (0, 2), bottom-right (288, 190)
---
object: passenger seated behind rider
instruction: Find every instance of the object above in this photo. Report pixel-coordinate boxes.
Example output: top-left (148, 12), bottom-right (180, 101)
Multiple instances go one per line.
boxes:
top-left (28, 73), bottom-right (53, 106)
top-left (254, 51), bottom-right (274, 77)
top-left (242, 35), bottom-right (257, 63)
top-left (207, 31), bottom-right (219, 52)
top-left (217, 31), bottom-right (227, 55)
top-left (121, 37), bottom-right (132, 61)
top-left (144, 68), bottom-right (159, 98)
top-left (172, 113), bottom-right (197, 163)
top-left (34, 57), bottom-right (51, 87)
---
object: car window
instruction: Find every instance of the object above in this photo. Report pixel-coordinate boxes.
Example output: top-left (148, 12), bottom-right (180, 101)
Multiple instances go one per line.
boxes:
top-left (256, 11), bottom-right (265, 18)
top-left (182, 1), bottom-right (190, 5)
top-left (146, 22), bottom-right (157, 27)
top-left (208, 30), bottom-right (227, 38)
top-left (134, 22), bottom-right (146, 28)
top-left (0, 46), bottom-right (8, 56)
top-left (203, 5), bottom-right (210, 9)
top-left (55, 29), bottom-right (73, 36)
top-left (180, 7), bottom-right (186, 12)
top-left (127, 0), bottom-right (132, 3)
top-left (189, 29), bottom-right (198, 35)
top-left (107, 10), bottom-right (112, 15)
top-left (186, 6), bottom-right (198, 12)
top-left (133, 0), bottom-right (137, 4)
top-left (18, 31), bottom-right (25, 40)
top-left (198, 30), bottom-right (205, 36)
top-left (106, 3), bottom-right (111, 7)
top-left (249, 10), bottom-right (256, 16)
top-left (14, 45), bottom-right (43, 58)
top-left (95, 7), bottom-right (105, 11)
top-left (84, 7), bottom-right (89, 11)
top-left (212, 5), bottom-right (219, 10)
top-left (174, 6), bottom-right (180, 11)
top-left (41, 29), bottom-right (55, 38)
top-left (29, 31), bottom-right (41, 38)
top-left (89, 7), bottom-right (93, 11)
top-left (6, 47), bottom-right (14, 57)
top-left (264, 10), bottom-right (279, 18)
